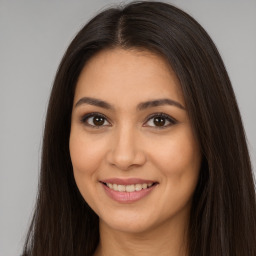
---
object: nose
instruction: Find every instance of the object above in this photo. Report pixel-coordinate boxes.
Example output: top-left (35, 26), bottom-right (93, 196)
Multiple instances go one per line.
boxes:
top-left (106, 126), bottom-right (146, 171)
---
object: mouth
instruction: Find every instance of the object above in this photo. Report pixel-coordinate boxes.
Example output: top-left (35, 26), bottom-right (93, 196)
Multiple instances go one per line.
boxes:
top-left (100, 181), bottom-right (157, 192)
top-left (100, 178), bottom-right (158, 203)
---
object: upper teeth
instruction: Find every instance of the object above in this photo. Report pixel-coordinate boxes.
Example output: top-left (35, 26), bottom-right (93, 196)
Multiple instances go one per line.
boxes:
top-left (106, 183), bottom-right (153, 192)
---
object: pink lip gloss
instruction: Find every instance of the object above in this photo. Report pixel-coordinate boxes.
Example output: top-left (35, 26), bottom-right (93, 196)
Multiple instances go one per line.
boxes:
top-left (100, 178), bottom-right (157, 203)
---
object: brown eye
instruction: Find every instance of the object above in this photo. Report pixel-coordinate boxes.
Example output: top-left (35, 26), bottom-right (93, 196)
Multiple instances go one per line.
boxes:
top-left (81, 113), bottom-right (110, 128)
top-left (93, 116), bottom-right (105, 126)
top-left (145, 113), bottom-right (177, 129)
top-left (153, 117), bottom-right (166, 127)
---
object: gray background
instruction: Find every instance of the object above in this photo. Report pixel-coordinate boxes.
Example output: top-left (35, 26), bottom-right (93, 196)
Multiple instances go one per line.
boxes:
top-left (0, 0), bottom-right (255, 255)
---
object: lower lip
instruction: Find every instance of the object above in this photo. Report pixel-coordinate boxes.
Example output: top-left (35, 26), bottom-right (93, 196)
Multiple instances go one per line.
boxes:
top-left (102, 183), bottom-right (156, 203)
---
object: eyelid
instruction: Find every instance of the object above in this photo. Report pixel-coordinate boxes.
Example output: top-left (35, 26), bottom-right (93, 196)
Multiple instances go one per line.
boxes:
top-left (143, 112), bottom-right (177, 128)
top-left (80, 112), bottom-right (111, 128)
top-left (80, 112), bottom-right (177, 129)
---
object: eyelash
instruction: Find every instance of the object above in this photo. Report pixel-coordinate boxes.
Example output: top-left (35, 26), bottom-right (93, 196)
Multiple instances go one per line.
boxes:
top-left (144, 113), bottom-right (177, 129)
top-left (80, 112), bottom-right (177, 129)
top-left (80, 112), bottom-right (110, 129)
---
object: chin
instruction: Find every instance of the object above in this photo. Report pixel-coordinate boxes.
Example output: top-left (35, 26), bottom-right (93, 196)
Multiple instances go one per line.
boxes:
top-left (102, 219), bottom-right (153, 234)
top-left (98, 209), bottom-right (162, 234)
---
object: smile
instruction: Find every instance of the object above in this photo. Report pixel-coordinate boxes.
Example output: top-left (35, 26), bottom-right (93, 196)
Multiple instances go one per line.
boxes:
top-left (100, 179), bottom-right (158, 203)
top-left (105, 182), bottom-right (154, 192)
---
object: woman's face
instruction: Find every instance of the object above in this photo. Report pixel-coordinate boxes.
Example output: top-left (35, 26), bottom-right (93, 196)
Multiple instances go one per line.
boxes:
top-left (69, 48), bottom-right (201, 234)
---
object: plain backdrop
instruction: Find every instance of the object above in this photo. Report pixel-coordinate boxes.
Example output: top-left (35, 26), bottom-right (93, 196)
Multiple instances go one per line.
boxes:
top-left (0, 1), bottom-right (255, 255)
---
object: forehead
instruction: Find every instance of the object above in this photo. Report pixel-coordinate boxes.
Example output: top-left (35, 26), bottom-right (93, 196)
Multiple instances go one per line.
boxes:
top-left (74, 48), bottom-right (184, 106)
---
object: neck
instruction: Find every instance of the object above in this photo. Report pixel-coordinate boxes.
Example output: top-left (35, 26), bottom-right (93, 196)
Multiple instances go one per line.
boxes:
top-left (94, 213), bottom-right (189, 256)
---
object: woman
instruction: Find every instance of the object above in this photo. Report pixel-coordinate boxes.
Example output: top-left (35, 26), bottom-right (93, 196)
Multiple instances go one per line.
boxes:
top-left (22, 1), bottom-right (256, 255)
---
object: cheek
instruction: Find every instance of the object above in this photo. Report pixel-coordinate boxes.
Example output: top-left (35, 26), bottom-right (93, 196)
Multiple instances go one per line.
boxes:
top-left (149, 126), bottom-right (201, 185)
top-left (148, 128), bottom-right (201, 218)
top-left (69, 129), bottom-right (108, 208)
top-left (69, 130), bottom-right (106, 176)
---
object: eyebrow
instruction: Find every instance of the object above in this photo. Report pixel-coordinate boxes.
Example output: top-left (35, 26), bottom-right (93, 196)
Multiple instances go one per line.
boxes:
top-left (75, 97), bottom-right (185, 111)
top-left (137, 98), bottom-right (185, 111)
top-left (75, 97), bottom-right (113, 109)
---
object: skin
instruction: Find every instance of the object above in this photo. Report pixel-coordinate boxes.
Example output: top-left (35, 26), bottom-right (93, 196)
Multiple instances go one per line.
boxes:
top-left (69, 48), bottom-right (202, 256)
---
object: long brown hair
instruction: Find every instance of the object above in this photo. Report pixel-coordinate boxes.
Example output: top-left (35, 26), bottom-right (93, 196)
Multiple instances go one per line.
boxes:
top-left (22, 1), bottom-right (256, 255)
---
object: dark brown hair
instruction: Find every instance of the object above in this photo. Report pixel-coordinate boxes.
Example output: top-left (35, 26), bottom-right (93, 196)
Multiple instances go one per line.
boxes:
top-left (22, 1), bottom-right (256, 255)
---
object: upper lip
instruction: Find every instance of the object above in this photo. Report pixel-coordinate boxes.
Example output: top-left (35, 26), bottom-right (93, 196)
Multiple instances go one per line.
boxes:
top-left (100, 178), bottom-right (157, 185)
